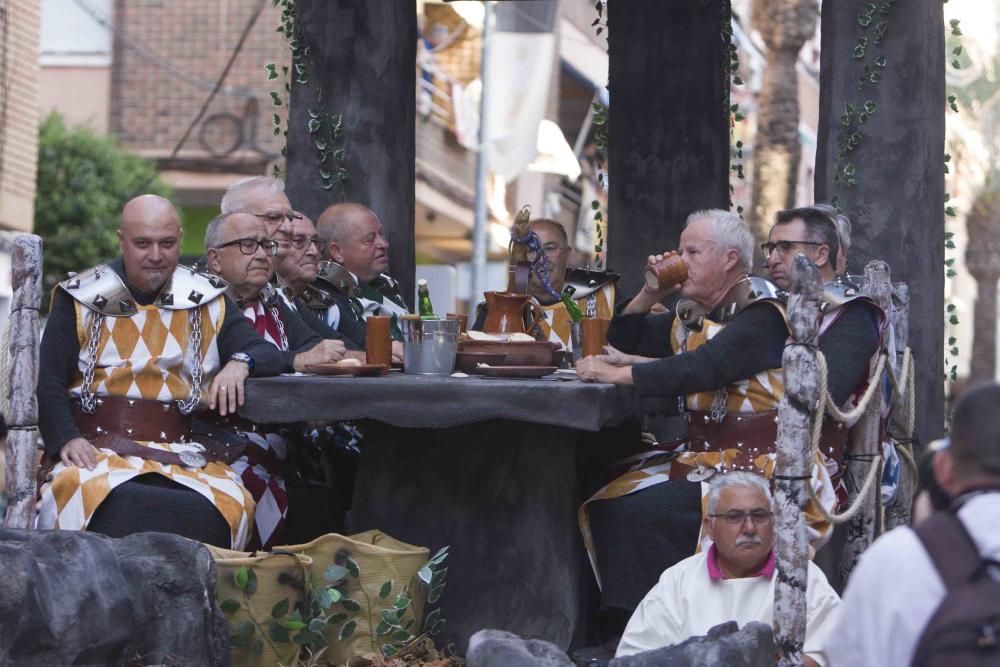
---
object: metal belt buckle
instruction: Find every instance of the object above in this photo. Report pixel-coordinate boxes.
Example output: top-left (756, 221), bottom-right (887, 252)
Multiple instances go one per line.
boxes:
top-left (178, 450), bottom-right (207, 469)
top-left (687, 466), bottom-right (716, 483)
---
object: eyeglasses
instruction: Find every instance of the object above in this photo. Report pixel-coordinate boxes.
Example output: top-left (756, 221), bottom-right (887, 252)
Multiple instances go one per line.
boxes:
top-left (215, 237), bottom-right (279, 256)
top-left (290, 236), bottom-right (323, 250)
top-left (760, 240), bottom-right (825, 258)
top-left (253, 210), bottom-right (302, 225)
top-left (709, 509), bottom-right (774, 526)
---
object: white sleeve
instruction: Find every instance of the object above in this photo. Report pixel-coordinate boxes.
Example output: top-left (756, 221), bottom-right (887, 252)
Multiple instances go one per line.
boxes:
top-left (615, 574), bottom-right (685, 657)
top-left (802, 563), bottom-right (842, 666)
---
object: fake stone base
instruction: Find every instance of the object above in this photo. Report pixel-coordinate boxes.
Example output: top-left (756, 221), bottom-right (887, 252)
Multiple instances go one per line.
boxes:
top-left (0, 528), bottom-right (228, 666)
top-left (467, 622), bottom-right (777, 667)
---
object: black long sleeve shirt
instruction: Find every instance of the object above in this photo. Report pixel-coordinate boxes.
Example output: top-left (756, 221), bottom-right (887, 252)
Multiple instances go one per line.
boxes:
top-left (288, 296), bottom-right (361, 350)
top-left (37, 258), bottom-right (285, 456)
top-left (608, 299), bottom-right (880, 406)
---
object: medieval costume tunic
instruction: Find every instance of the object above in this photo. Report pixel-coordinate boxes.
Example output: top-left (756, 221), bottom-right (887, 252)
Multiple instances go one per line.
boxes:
top-left (300, 262), bottom-right (410, 348)
top-left (582, 277), bottom-right (881, 611)
top-left (36, 259), bottom-right (284, 549)
top-left (228, 283), bottom-right (326, 550)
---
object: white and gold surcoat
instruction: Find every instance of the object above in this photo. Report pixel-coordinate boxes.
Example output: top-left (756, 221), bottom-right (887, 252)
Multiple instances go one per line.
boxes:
top-left (37, 264), bottom-right (255, 548)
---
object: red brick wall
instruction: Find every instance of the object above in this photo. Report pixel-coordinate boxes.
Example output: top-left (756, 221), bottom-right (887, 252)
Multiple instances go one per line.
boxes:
top-left (111, 0), bottom-right (289, 159)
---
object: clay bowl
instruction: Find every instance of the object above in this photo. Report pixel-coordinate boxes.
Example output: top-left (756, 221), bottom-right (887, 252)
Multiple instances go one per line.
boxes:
top-left (455, 351), bottom-right (507, 375)
top-left (457, 340), bottom-right (559, 367)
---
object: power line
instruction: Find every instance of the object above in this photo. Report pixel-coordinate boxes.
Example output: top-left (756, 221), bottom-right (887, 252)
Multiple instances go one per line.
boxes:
top-left (71, 0), bottom-right (257, 100)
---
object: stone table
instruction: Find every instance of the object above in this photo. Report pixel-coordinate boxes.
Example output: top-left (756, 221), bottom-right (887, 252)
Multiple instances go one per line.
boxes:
top-left (242, 373), bottom-right (648, 652)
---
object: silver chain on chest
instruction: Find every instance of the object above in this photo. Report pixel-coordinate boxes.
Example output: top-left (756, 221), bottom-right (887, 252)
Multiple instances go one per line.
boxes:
top-left (79, 313), bottom-right (106, 414)
top-left (269, 305), bottom-right (289, 351)
top-left (586, 293), bottom-right (598, 318)
top-left (176, 307), bottom-right (203, 414)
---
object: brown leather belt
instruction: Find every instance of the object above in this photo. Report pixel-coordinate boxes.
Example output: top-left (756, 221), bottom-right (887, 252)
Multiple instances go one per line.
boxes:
top-left (670, 410), bottom-right (849, 480)
top-left (72, 396), bottom-right (190, 443)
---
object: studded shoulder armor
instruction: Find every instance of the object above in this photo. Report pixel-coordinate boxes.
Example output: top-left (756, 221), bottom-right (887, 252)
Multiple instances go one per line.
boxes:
top-left (59, 264), bottom-right (137, 317)
top-left (301, 261), bottom-right (359, 309)
top-left (58, 264), bottom-right (229, 317)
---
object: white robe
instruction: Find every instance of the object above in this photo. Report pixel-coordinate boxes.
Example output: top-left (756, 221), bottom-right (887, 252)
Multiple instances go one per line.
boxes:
top-left (617, 551), bottom-right (840, 665)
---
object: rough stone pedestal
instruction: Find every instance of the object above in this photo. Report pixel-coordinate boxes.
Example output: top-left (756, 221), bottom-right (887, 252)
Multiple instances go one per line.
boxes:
top-left (0, 529), bottom-right (229, 666)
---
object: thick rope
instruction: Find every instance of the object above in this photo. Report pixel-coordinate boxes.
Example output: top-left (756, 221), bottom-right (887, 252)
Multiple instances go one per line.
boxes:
top-left (804, 348), bottom-right (888, 525)
top-left (807, 451), bottom-right (884, 524)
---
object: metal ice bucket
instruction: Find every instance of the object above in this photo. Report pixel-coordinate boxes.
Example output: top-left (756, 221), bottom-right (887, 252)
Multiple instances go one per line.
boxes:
top-left (401, 318), bottom-right (460, 375)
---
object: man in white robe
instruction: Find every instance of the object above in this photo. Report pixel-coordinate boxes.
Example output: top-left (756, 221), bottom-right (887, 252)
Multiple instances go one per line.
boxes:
top-left (616, 472), bottom-right (840, 666)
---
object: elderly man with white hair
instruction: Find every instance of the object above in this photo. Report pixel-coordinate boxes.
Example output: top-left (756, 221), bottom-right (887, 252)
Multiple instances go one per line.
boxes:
top-left (576, 210), bottom-right (806, 612)
top-left (616, 472), bottom-right (840, 666)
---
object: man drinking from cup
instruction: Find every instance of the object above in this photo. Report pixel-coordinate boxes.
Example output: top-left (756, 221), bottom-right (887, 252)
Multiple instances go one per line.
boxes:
top-left (575, 209), bottom-right (842, 623)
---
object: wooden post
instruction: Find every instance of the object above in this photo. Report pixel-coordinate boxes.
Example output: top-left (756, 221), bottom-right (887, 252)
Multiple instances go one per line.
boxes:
top-left (284, 0), bottom-right (417, 306)
top-left (839, 260), bottom-right (891, 581)
top-left (4, 235), bottom-right (43, 529)
top-left (885, 282), bottom-right (913, 530)
top-left (607, 0), bottom-right (730, 298)
top-left (815, 0), bottom-right (945, 446)
top-left (773, 254), bottom-right (823, 666)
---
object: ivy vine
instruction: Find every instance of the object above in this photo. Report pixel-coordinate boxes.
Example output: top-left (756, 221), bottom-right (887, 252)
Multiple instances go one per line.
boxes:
top-left (721, 4), bottom-right (746, 218)
top-left (830, 0), bottom-right (895, 206)
top-left (267, 0), bottom-right (349, 198)
top-left (943, 16), bottom-right (964, 384)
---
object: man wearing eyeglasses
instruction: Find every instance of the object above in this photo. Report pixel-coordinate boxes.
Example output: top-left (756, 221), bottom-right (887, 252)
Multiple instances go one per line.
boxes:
top-left (220, 176), bottom-right (300, 261)
top-left (765, 206), bottom-right (886, 498)
top-left (36, 195), bottom-right (289, 550)
top-left (616, 472), bottom-right (839, 666)
top-left (204, 211), bottom-right (352, 548)
top-left (274, 212), bottom-right (367, 349)
top-left (471, 219), bottom-right (618, 350)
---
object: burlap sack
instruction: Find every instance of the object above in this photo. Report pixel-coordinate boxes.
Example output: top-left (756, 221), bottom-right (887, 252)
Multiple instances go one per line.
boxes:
top-left (280, 530), bottom-right (430, 665)
top-left (208, 545), bottom-right (313, 667)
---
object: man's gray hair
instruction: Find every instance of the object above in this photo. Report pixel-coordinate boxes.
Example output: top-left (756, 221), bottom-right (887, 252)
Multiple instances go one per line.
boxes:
top-left (204, 212), bottom-right (239, 249)
top-left (817, 203), bottom-right (852, 256)
top-left (706, 471), bottom-right (772, 514)
top-left (686, 209), bottom-right (754, 273)
top-left (220, 176), bottom-right (285, 214)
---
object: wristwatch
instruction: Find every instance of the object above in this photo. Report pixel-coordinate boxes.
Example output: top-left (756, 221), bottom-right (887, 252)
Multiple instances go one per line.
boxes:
top-left (230, 351), bottom-right (254, 374)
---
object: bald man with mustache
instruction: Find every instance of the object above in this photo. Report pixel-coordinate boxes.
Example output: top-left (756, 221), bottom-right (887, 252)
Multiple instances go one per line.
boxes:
top-left (36, 194), bottom-right (285, 549)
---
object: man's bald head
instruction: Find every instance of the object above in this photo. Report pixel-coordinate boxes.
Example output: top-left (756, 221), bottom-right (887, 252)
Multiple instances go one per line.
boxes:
top-left (317, 203), bottom-right (389, 282)
top-left (117, 194), bottom-right (181, 294)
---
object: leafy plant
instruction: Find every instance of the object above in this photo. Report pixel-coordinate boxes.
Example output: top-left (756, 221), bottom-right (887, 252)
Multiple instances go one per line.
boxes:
top-left (267, 0), bottom-right (349, 198)
top-left (33, 113), bottom-right (171, 310)
top-left (220, 545), bottom-right (450, 665)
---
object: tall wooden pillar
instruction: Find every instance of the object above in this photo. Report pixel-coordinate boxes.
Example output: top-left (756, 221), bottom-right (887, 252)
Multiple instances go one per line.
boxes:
top-left (815, 0), bottom-right (945, 442)
top-left (607, 0), bottom-right (731, 299)
top-left (285, 0), bottom-right (417, 306)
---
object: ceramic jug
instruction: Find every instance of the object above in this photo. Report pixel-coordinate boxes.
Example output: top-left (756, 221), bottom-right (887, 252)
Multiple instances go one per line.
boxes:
top-left (482, 291), bottom-right (544, 335)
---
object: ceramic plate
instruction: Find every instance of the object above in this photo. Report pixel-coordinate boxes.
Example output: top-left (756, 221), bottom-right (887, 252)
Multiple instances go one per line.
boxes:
top-left (305, 363), bottom-right (388, 377)
top-left (478, 365), bottom-right (558, 379)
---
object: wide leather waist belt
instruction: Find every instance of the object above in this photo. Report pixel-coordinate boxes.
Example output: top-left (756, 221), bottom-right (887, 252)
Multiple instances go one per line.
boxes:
top-left (72, 396), bottom-right (190, 443)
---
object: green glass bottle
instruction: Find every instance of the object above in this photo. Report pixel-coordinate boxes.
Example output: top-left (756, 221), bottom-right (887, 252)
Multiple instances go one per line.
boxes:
top-left (561, 291), bottom-right (585, 323)
top-left (417, 278), bottom-right (436, 319)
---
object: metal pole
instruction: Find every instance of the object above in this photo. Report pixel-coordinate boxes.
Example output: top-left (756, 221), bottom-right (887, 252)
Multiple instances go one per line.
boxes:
top-left (470, 0), bottom-right (493, 316)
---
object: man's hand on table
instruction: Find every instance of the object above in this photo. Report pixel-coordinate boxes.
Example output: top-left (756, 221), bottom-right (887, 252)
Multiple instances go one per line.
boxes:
top-left (293, 339), bottom-right (347, 371)
top-left (601, 344), bottom-right (655, 367)
top-left (208, 359), bottom-right (250, 416)
top-left (576, 356), bottom-right (634, 384)
top-left (391, 341), bottom-right (404, 364)
top-left (621, 251), bottom-right (680, 315)
top-left (60, 437), bottom-right (98, 470)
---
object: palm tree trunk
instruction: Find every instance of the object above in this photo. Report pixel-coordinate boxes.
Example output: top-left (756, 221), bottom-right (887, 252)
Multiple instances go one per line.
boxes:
top-left (971, 276), bottom-right (998, 381)
top-left (750, 47), bottom-right (802, 242)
